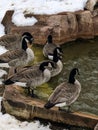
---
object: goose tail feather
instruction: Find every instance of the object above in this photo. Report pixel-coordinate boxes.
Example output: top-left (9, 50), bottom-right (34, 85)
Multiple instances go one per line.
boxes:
top-left (44, 101), bottom-right (55, 109)
top-left (3, 79), bottom-right (14, 85)
top-left (0, 59), bottom-right (6, 63)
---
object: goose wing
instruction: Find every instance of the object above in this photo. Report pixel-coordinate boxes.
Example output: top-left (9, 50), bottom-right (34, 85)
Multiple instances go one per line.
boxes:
top-left (0, 49), bottom-right (26, 63)
top-left (48, 82), bottom-right (77, 105)
top-left (0, 34), bottom-right (20, 49)
top-left (43, 43), bottom-right (56, 56)
top-left (6, 65), bottom-right (41, 82)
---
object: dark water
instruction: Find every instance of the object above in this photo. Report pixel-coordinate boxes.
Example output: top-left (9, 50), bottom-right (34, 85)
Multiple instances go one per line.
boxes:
top-left (32, 38), bottom-right (98, 130)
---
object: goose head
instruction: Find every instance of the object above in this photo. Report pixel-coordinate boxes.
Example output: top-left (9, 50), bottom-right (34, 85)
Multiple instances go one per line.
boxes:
top-left (22, 32), bottom-right (34, 43)
top-left (22, 35), bottom-right (34, 51)
top-left (48, 47), bottom-right (63, 60)
top-left (39, 61), bottom-right (55, 72)
top-left (68, 68), bottom-right (80, 84)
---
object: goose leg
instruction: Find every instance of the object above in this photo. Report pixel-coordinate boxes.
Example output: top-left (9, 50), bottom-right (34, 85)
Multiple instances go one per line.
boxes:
top-left (26, 82), bottom-right (31, 96)
top-left (59, 106), bottom-right (72, 113)
top-left (31, 89), bottom-right (34, 97)
top-left (67, 106), bottom-right (71, 113)
top-left (27, 87), bottom-right (31, 95)
top-left (31, 89), bottom-right (38, 98)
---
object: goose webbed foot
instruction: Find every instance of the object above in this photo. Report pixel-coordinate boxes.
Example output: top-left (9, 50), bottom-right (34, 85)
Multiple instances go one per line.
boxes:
top-left (26, 87), bottom-right (38, 98)
top-left (31, 89), bottom-right (38, 98)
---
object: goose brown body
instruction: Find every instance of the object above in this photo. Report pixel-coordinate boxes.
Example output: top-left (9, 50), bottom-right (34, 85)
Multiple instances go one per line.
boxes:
top-left (0, 33), bottom-right (34, 67)
top-left (0, 32), bottom-right (33, 50)
top-left (0, 34), bottom-right (20, 50)
top-left (3, 61), bottom-right (55, 96)
top-left (44, 68), bottom-right (81, 110)
top-left (0, 48), bottom-right (34, 66)
top-left (43, 35), bottom-right (62, 59)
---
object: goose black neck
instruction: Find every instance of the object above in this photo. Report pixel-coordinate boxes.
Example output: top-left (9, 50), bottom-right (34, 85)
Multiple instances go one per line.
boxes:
top-left (47, 35), bottom-right (52, 44)
top-left (53, 48), bottom-right (60, 63)
top-left (22, 37), bottom-right (28, 51)
top-left (68, 70), bottom-right (76, 84)
top-left (53, 55), bottom-right (59, 63)
top-left (39, 62), bottom-right (48, 72)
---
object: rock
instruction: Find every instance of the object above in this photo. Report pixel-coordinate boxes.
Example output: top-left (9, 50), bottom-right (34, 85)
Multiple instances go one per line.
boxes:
top-left (46, 13), bottom-right (78, 44)
top-left (85, 0), bottom-right (98, 12)
top-left (2, 85), bottom-right (57, 119)
top-left (93, 15), bottom-right (98, 35)
top-left (2, 10), bottom-right (97, 45)
top-left (76, 11), bottom-right (94, 38)
top-left (2, 85), bottom-right (98, 128)
top-left (1, 11), bottom-right (14, 34)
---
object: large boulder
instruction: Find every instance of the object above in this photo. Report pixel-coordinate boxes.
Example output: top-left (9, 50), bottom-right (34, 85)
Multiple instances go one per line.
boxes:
top-left (46, 13), bottom-right (78, 43)
top-left (76, 11), bottom-right (94, 38)
top-left (1, 10), bottom-right (96, 45)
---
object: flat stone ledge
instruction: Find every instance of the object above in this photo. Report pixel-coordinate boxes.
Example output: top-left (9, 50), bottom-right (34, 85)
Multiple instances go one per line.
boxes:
top-left (2, 85), bottom-right (98, 129)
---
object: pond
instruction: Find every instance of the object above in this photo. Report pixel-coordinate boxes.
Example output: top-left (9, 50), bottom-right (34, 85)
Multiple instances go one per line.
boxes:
top-left (32, 37), bottom-right (98, 117)
top-left (0, 37), bottom-right (98, 130)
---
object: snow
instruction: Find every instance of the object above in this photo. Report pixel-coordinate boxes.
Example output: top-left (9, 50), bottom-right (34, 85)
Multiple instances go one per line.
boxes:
top-left (0, 0), bottom-right (88, 36)
top-left (0, 46), bottom-right (8, 55)
top-left (12, 11), bottom-right (37, 27)
top-left (0, 112), bottom-right (51, 130)
top-left (0, 46), bottom-right (10, 68)
top-left (0, 69), bottom-right (7, 77)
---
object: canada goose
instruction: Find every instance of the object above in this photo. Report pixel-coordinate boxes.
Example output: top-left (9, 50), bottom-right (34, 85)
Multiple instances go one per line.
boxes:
top-left (0, 32), bottom-right (33, 50)
top-left (0, 35), bottom-right (34, 67)
top-left (49, 47), bottom-right (63, 77)
top-left (6, 47), bottom-right (62, 77)
top-left (44, 68), bottom-right (81, 112)
top-left (43, 35), bottom-right (63, 60)
top-left (94, 123), bottom-right (98, 130)
top-left (3, 61), bottom-right (55, 97)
